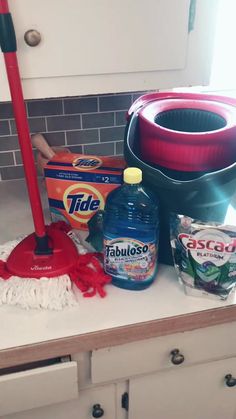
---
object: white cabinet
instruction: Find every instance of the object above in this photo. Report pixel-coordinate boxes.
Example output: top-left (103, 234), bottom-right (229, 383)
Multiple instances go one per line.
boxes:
top-left (0, 0), bottom-right (218, 100)
top-left (91, 322), bottom-right (236, 419)
top-left (91, 322), bottom-right (236, 383)
top-left (129, 357), bottom-right (236, 419)
top-left (5, 321), bottom-right (236, 419)
top-left (6, 384), bottom-right (117, 419)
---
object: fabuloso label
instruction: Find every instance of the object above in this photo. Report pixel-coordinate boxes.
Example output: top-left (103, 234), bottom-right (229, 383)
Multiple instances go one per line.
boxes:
top-left (104, 237), bottom-right (157, 281)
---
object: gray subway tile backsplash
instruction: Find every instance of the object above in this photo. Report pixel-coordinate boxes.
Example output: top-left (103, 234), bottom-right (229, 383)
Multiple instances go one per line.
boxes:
top-left (1, 165), bottom-right (25, 180)
top-left (84, 142), bottom-right (115, 156)
top-left (67, 145), bottom-right (83, 154)
top-left (10, 117), bottom-right (46, 135)
top-left (27, 99), bottom-right (63, 117)
top-left (100, 126), bottom-right (125, 142)
top-left (15, 149), bottom-right (39, 165)
top-left (0, 120), bottom-right (10, 136)
top-left (66, 129), bottom-right (99, 145)
top-left (41, 132), bottom-right (66, 147)
top-left (0, 91), bottom-right (146, 180)
top-left (115, 141), bottom-right (124, 155)
top-left (99, 94), bottom-right (132, 111)
top-left (115, 111), bottom-right (127, 126)
top-left (0, 135), bottom-right (19, 151)
top-left (64, 97), bottom-right (98, 114)
top-left (0, 103), bottom-right (14, 119)
top-left (14, 151), bottom-right (22, 165)
top-left (0, 152), bottom-right (14, 167)
top-left (47, 115), bottom-right (81, 131)
top-left (82, 112), bottom-right (114, 129)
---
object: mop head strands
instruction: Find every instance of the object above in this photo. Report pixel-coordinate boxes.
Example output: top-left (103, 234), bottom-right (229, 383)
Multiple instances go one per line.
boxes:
top-left (0, 222), bottom-right (111, 310)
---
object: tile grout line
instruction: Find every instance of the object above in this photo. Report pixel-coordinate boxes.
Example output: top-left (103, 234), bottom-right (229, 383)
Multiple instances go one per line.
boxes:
top-left (1, 109), bottom-right (128, 126)
top-left (64, 131), bottom-right (68, 146)
top-left (8, 119), bottom-right (11, 136)
top-left (26, 101), bottom-right (29, 118)
top-left (69, 140), bottom-right (117, 147)
top-left (0, 135), bottom-right (124, 150)
top-left (38, 108), bottom-right (129, 118)
top-left (0, 124), bottom-right (126, 138)
top-left (44, 116), bottom-right (48, 132)
top-left (13, 151), bottom-right (17, 166)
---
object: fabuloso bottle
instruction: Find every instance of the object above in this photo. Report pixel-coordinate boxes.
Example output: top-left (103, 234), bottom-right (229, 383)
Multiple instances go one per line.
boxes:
top-left (103, 167), bottom-right (159, 290)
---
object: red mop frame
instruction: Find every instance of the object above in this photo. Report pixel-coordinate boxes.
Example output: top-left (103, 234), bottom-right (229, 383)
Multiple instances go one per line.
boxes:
top-left (0, 0), bottom-right (79, 278)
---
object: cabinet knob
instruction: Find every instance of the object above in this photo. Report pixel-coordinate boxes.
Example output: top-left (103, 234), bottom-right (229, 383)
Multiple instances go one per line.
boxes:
top-left (92, 404), bottom-right (104, 418)
top-left (24, 29), bottom-right (41, 47)
top-left (170, 349), bottom-right (185, 365)
top-left (225, 374), bottom-right (236, 387)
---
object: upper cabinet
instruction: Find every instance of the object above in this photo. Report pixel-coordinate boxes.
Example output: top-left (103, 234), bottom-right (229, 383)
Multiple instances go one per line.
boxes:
top-left (0, 0), bottom-right (218, 101)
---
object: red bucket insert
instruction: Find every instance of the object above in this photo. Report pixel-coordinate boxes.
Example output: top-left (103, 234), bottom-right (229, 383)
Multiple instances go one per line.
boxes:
top-left (138, 96), bottom-right (236, 172)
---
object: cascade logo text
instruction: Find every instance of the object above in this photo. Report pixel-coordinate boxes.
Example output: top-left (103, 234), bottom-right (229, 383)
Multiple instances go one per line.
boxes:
top-left (179, 233), bottom-right (236, 254)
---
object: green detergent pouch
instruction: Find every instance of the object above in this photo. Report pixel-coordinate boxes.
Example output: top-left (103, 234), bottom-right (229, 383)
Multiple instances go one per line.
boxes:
top-left (170, 204), bottom-right (236, 300)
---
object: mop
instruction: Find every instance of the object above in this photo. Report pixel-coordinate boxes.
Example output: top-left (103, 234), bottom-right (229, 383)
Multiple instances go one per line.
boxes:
top-left (0, 0), bottom-right (111, 309)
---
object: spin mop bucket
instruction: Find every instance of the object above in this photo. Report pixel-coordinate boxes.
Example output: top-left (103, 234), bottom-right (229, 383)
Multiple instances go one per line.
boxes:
top-left (125, 92), bottom-right (236, 265)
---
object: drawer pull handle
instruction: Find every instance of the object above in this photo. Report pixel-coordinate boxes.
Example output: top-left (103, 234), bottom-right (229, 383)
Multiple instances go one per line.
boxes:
top-left (225, 374), bottom-right (236, 387)
top-left (92, 404), bottom-right (104, 418)
top-left (170, 349), bottom-right (185, 365)
top-left (24, 29), bottom-right (41, 47)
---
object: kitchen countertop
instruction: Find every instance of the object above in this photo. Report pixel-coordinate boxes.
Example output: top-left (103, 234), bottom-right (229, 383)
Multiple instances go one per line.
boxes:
top-left (1, 179), bottom-right (236, 368)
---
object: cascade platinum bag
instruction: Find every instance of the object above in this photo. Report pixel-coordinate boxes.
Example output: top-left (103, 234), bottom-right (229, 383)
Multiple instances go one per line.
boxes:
top-left (170, 207), bottom-right (236, 300)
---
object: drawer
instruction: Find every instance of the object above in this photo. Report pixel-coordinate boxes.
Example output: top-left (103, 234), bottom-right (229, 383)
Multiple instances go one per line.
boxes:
top-left (6, 384), bottom-right (116, 419)
top-left (0, 359), bottom-right (78, 416)
top-left (91, 321), bottom-right (236, 383)
top-left (129, 356), bottom-right (236, 419)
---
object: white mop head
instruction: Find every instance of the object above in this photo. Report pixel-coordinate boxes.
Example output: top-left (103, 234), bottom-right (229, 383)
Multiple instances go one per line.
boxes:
top-left (0, 233), bottom-right (86, 310)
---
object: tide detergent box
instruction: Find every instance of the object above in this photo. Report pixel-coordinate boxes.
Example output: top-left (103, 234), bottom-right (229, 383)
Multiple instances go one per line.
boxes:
top-left (44, 153), bottom-right (126, 230)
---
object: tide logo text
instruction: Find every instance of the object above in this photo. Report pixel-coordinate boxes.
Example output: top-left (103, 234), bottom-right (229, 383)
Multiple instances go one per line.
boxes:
top-left (67, 193), bottom-right (100, 214)
top-left (72, 157), bottom-right (102, 170)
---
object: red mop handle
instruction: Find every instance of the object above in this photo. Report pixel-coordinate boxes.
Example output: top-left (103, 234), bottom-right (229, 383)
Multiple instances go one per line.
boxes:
top-left (0, 0), bottom-right (46, 238)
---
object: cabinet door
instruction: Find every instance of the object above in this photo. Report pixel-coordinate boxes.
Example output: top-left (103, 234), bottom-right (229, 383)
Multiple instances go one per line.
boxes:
top-left (9, 0), bottom-right (189, 79)
top-left (6, 384), bottom-right (116, 419)
top-left (0, 0), bottom-right (218, 99)
top-left (129, 357), bottom-right (236, 419)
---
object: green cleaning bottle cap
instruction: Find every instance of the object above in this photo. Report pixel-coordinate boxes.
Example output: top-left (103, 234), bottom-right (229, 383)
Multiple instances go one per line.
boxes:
top-left (124, 167), bottom-right (142, 184)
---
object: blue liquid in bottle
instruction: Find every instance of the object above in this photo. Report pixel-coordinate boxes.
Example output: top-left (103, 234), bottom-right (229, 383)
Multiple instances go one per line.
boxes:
top-left (103, 167), bottom-right (159, 290)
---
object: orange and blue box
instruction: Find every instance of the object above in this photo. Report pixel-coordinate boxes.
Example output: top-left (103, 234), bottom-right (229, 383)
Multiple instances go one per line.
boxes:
top-left (44, 153), bottom-right (126, 230)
